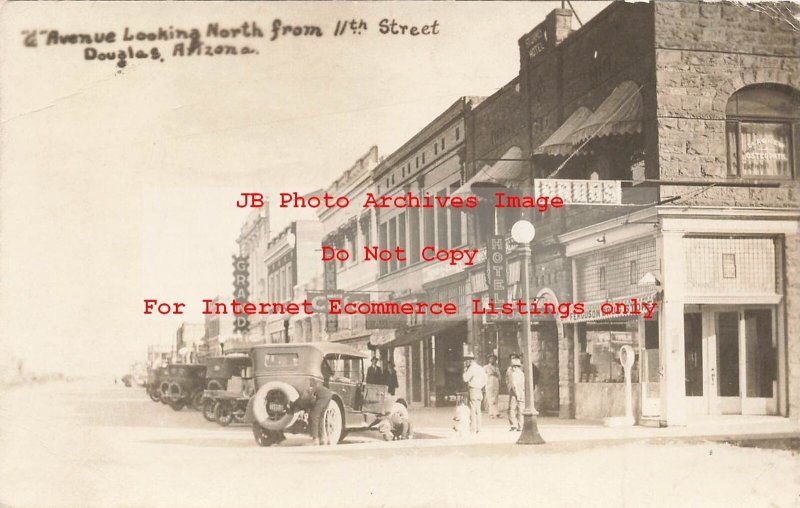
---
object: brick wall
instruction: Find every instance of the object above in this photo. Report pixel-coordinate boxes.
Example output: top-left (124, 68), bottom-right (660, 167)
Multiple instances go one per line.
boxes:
top-left (654, 0), bottom-right (800, 206)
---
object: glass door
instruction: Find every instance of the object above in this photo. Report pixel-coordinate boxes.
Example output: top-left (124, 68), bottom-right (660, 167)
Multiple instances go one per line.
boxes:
top-left (686, 307), bottom-right (778, 416)
top-left (684, 311), bottom-right (708, 414)
top-left (741, 309), bottom-right (777, 415)
top-left (715, 311), bottom-right (742, 414)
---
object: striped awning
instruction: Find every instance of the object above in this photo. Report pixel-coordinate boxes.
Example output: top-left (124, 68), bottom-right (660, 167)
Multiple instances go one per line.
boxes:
top-left (534, 107), bottom-right (593, 156)
top-left (570, 81), bottom-right (643, 144)
top-left (452, 145), bottom-right (527, 197)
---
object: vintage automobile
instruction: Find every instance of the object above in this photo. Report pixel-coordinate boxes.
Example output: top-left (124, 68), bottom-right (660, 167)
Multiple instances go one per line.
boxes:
top-left (245, 342), bottom-right (407, 446)
top-left (145, 367), bottom-right (166, 402)
top-left (201, 354), bottom-right (253, 424)
top-left (161, 363), bottom-right (207, 411)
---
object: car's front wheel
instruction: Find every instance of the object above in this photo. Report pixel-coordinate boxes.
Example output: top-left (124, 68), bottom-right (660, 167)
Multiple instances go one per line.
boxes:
top-left (322, 400), bottom-right (344, 445)
top-left (215, 402), bottom-right (233, 426)
top-left (202, 399), bottom-right (216, 422)
top-left (169, 400), bottom-right (185, 411)
top-left (190, 390), bottom-right (204, 411)
top-left (148, 388), bottom-right (160, 402)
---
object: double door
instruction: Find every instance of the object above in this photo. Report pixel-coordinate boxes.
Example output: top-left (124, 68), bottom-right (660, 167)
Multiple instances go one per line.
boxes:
top-left (684, 306), bottom-right (777, 415)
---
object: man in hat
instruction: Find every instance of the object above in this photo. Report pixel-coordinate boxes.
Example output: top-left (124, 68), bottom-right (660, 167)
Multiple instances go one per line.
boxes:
top-left (507, 358), bottom-right (525, 431)
top-left (462, 352), bottom-right (487, 434)
top-left (483, 354), bottom-right (501, 418)
top-left (366, 357), bottom-right (383, 385)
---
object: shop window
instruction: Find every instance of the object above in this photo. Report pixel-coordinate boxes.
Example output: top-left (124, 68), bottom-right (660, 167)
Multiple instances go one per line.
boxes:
top-left (577, 320), bottom-right (639, 383)
top-left (726, 84), bottom-right (799, 179)
top-left (628, 261), bottom-right (637, 285)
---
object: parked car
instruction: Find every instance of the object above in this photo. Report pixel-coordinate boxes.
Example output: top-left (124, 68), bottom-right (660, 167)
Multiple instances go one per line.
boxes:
top-left (161, 364), bottom-right (206, 411)
top-left (245, 342), bottom-right (407, 446)
top-left (145, 367), bottom-right (165, 402)
top-left (202, 354), bottom-right (252, 424)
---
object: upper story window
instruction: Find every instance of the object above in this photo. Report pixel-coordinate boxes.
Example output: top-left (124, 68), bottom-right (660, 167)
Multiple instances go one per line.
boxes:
top-left (726, 84), bottom-right (799, 179)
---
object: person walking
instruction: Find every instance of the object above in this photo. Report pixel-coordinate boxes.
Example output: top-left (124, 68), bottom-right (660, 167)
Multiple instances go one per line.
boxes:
top-left (507, 358), bottom-right (525, 431)
top-left (366, 357), bottom-right (383, 384)
top-left (384, 362), bottom-right (399, 396)
top-left (462, 352), bottom-right (487, 434)
top-left (483, 354), bottom-right (501, 418)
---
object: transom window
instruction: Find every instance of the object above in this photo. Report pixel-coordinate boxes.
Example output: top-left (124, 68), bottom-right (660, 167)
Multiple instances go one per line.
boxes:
top-left (726, 84), bottom-right (799, 179)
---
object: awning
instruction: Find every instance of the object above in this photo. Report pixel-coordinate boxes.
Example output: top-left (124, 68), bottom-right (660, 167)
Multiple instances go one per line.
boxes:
top-left (534, 107), bottom-right (593, 156)
top-left (570, 81), bottom-right (642, 144)
top-left (370, 319), bottom-right (467, 348)
top-left (452, 146), bottom-right (527, 197)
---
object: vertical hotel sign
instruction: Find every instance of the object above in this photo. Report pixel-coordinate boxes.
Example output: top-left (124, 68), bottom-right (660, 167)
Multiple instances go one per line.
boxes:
top-left (486, 235), bottom-right (509, 322)
top-left (233, 255), bottom-right (250, 334)
top-left (323, 251), bottom-right (338, 333)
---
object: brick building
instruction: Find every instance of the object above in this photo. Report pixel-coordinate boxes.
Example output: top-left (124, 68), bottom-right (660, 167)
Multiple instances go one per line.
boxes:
top-left (462, 1), bottom-right (799, 424)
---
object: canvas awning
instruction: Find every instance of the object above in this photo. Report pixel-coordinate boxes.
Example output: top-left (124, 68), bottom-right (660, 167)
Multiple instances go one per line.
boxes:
top-left (370, 319), bottom-right (467, 348)
top-left (534, 107), bottom-right (593, 156)
top-left (452, 146), bottom-right (527, 197)
top-left (570, 81), bottom-right (643, 144)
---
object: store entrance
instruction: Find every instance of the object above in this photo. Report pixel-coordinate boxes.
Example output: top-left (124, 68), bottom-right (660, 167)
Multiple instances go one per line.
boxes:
top-left (684, 306), bottom-right (777, 415)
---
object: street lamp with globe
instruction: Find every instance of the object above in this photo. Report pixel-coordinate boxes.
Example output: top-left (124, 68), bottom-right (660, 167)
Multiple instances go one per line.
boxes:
top-left (510, 219), bottom-right (546, 445)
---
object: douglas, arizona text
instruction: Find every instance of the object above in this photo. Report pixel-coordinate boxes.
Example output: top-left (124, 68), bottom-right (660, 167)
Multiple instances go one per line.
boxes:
top-left (85, 46), bottom-right (162, 68)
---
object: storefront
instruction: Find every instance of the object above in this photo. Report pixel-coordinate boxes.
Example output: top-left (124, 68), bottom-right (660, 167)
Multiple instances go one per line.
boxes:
top-left (678, 234), bottom-right (784, 417)
top-left (561, 235), bottom-right (660, 421)
top-left (561, 206), bottom-right (796, 425)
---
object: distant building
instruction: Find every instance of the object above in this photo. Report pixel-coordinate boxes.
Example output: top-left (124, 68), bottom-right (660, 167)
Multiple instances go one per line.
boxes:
top-left (264, 220), bottom-right (324, 344)
top-left (237, 202), bottom-right (271, 342)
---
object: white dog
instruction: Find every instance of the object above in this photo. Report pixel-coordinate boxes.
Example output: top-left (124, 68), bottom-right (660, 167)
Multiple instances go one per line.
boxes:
top-left (452, 402), bottom-right (471, 437)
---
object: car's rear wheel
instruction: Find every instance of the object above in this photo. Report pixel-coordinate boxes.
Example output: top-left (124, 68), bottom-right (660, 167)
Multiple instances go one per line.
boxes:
top-left (169, 400), bottom-right (185, 411)
top-left (322, 400), bottom-right (344, 445)
top-left (207, 379), bottom-right (224, 391)
top-left (148, 388), bottom-right (160, 402)
top-left (202, 399), bottom-right (217, 422)
top-left (252, 422), bottom-right (276, 447)
top-left (215, 402), bottom-right (233, 426)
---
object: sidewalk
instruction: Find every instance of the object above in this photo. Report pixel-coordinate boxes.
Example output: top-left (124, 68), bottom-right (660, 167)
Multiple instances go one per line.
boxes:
top-left (408, 405), bottom-right (800, 447)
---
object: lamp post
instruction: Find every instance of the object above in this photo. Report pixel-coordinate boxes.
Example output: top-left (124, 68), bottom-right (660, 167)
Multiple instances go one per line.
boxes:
top-left (219, 335), bottom-right (227, 356)
top-left (511, 219), bottom-right (545, 445)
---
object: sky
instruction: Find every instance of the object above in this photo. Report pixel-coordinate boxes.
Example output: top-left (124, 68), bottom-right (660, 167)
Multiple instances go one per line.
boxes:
top-left (0, 1), bottom-right (611, 378)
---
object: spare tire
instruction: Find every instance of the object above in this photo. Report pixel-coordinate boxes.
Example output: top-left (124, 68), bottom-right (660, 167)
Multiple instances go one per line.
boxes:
top-left (252, 381), bottom-right (300, 431)
top-left (207, 379), bottom-right (224, 391)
